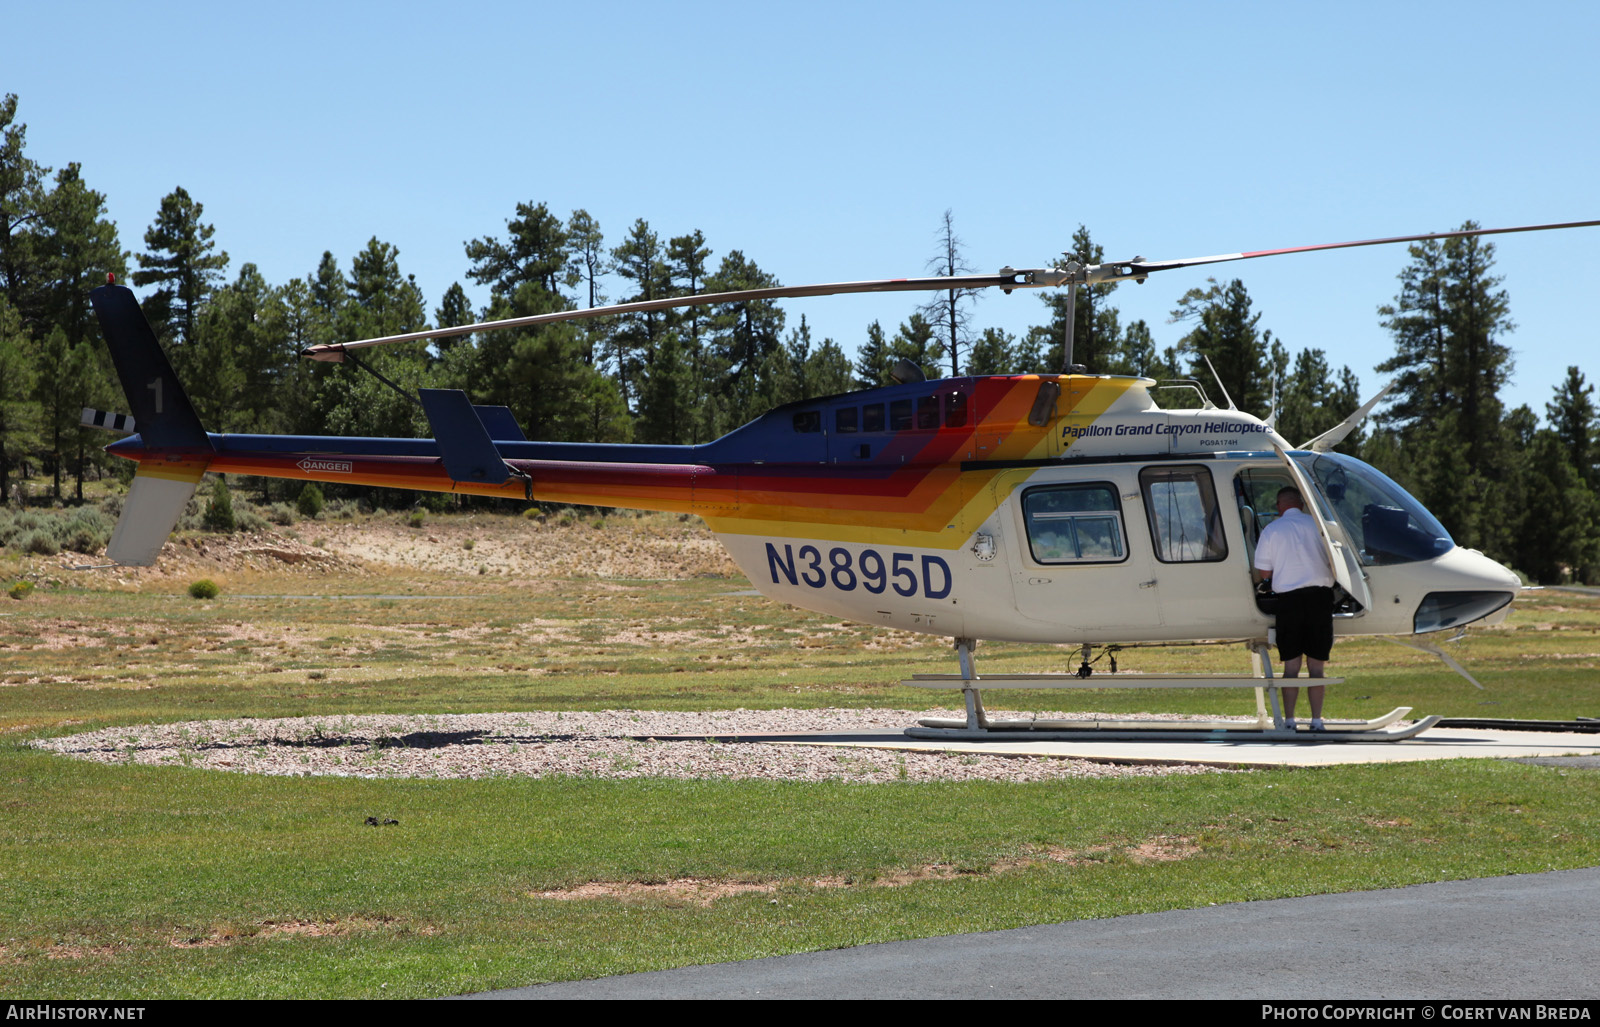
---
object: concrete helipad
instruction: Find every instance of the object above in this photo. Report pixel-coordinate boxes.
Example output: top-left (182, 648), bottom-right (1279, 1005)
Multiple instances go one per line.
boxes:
top-left (759, 725), bottom-right (1600, 769)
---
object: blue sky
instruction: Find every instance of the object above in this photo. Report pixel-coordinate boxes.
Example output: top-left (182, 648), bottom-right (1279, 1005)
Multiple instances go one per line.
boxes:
top-left (9, 0), bottom-right (1598, 423)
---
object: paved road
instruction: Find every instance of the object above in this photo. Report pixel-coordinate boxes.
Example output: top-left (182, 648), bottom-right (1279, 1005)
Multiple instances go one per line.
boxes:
top-left (463, 867), bottom-right (1600, 1000)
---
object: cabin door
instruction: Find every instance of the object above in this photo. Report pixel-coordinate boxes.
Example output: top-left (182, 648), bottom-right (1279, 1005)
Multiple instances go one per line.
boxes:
top-left (991, 467), bottom-right (1161, 641)
top-left (1135, 463), bottom-right (1261, 637)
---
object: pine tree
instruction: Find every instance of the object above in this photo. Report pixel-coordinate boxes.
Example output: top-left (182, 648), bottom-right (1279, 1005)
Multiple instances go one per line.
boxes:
top-left (1034, 225), bottom-right (1125, 373)
top-left (464, 201), bottom-right (572, 299)
top-left (35, 163), bottom-right (126, 346)
top-left (32, 326), bottom-right (85, 499)
top-left (567, 210), bottom-right (609, 373)
top-left (610, 218), bottom-right (670, 409)
top-left (855, 320), bottom-right (890, 387)
top-left (1121, 320), bottom-right (1158, 377)
top-left (705, 250), bottom-right (784, 432)
top-left (666, 230), bottom-right (715, 440)
top-left (1515, 429), bottom-right (1600, 583)
top-left (258, 276), bottom-right (323, 438)
top-left (1545, 366), bottom-right (1597, 487)
top-left (1276, 348), bottom-right (1361, 451)
top-left (324, 241), bottom-right (429, 440)
top-left (566, 209), bottom-right (608, 308)
top-left (204, 476), bottom-right (236, 533)
top-left (0, 297), bottom-right (38, 503)
top-left (1373, 223), bottom-right (1517, 552)
top-left (635, 329), bottom-right (695, 444)
top-left (887, 313), bottom-right (945, 383)
top-left (196, 263), bottom-right (279, 433)
top-left (433, 281), bottom-right (475, 358)
top-left (132, 187), bottom-right (229, 347)
top-left (964, 327), bottom-right (1015, 376)
top-left (0, 94), bottom-right (51, 330)
top-left (470, 283), bottom-right (620, 443)
top-left (804, 337), bottom-right (855, 398)
top-left (1169, 278), bottom-right (1270, 413)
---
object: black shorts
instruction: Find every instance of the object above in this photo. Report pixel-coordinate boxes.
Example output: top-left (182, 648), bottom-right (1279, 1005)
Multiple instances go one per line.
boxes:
top-left (1275, 586), bottom-right (1334, 663)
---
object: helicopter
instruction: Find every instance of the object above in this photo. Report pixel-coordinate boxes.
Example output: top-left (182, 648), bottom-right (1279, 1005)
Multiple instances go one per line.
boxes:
top-left (84, 219), bottom-right (1600, 742)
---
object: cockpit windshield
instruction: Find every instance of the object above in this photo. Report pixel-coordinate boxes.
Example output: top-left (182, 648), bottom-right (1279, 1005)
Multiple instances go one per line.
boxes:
top-left (1291, 452), bottom-right (1454, 565)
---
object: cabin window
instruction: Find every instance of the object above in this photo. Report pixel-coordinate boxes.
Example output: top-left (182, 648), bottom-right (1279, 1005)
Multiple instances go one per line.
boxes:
top-left (835, 407), bottom-right (858, 434)
top-left (792, 410), bottom-right (822, 433)
top-left (945, 390), bottom-right (969, 428)
top-left (1234, 468), bottom-right (1297, 548)
top-left (1141, 465), bottom-right (1228, 563)
top-left (1022, 483), bottom-right (1126, 564)
top-left (889, 399), bottom-right (913, 431)
top-left (917, 396), bottom-right (941, 430)
top-left (862, 403), bottom-right (885, 432)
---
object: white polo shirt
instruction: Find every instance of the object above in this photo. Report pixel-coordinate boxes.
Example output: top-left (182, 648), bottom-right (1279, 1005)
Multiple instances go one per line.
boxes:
top-left (1254, 507), bottom-right (1335, 593)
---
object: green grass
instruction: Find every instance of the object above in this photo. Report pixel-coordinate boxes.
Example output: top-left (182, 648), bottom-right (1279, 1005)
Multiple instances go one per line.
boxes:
top-left (4, 747), bottom-right (1596, 998)
top-left (2, 518), bottom-right (1599, 996)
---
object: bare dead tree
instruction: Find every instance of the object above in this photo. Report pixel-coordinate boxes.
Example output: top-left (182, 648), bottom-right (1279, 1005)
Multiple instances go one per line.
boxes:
top-left (918, 209), bottom-right (981, 377)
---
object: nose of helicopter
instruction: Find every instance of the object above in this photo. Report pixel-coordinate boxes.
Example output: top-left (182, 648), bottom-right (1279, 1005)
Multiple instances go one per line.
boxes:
top-left (1432, 546), bottom-right (1522, 590)
top-left (1410, 545), bottom-right (1521, 631)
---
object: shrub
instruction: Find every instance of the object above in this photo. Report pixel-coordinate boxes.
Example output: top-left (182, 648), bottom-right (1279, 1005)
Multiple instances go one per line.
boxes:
top-left (234, 507), bottom-right (268, 533)
top-left (203, 478), bottom-right (236, 533)
top-left (62, 507), bottom-right (113, 553)
top-left (8, 580), bottom-right (34, 600)
top-left (19, 530), bottom-right (59, 556)
top-left (407, 509), bottom-right (426, 529)
top-left (188, 579), bottom-right (219, 600)
top-left (266, 502), bottom-right (296, 526)
top-left (296, 483), bottom-right (325, 519)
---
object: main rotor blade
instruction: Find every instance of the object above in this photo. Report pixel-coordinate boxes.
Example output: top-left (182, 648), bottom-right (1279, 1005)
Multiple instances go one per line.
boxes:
top-left (302, 271), bottom-right (1034, 361)
top-left (302, 218), bottom-right (1600, 361)
top-left (1108, 218), bottom-right (1600, 281)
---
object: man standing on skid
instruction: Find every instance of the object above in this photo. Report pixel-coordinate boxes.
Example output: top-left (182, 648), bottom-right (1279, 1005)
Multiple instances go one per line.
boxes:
top-left (1255, 487), bottom-right (1336, 731)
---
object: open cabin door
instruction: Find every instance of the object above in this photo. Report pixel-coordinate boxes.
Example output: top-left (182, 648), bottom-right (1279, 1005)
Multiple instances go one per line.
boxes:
top-left (1272, 444), bottom-right (1372, 616)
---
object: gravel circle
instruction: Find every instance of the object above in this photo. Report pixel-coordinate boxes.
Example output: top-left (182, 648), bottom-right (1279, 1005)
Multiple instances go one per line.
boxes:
top-left (32, 709), bottom-right (1242, 783)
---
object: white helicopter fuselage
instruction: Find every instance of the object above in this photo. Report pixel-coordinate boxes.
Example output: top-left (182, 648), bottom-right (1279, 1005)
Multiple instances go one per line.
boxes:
top-left (714, 377), bottom-right (1520, 647)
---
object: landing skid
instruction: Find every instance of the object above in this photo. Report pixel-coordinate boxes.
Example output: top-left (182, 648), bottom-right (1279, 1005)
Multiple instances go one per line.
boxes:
top-left (907, 713), bottom-right (1443, 744)
top-left (904, 639), bottom-right (1441, 744)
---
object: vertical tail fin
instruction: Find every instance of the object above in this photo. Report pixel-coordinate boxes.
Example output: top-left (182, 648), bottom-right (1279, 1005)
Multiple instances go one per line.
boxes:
top-left (90, 283), bottom-right (213, 566)
top-left (89, 284), bottom-right (211, 450)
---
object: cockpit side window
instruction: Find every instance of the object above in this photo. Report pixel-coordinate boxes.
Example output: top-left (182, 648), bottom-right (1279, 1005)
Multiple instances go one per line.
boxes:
top-left (1021, 483), bottom-right (1126, 564)
top-left (1140, 465), bottom-right (1228, 563)
top-left (1292, 452), bottom-right (1453, 565)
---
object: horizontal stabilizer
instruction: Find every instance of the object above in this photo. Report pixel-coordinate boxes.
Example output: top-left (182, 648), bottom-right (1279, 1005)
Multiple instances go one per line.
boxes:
top-left (419, 389), bottom-right (512, 485)
top-left (81, 407), bottom-right (136, 434)
top-left (473, 405), bottom-right (527, 441)
top-left (106, 469), bottom-right (206, 566)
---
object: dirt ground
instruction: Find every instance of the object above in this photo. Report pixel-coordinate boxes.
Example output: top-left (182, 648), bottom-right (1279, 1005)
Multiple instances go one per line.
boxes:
top-left (39, 511), bottom-right (742, 586)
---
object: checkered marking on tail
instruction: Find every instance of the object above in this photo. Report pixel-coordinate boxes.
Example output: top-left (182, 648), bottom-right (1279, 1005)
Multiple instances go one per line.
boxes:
top-left (81, 407), bottom-right (136, 434)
